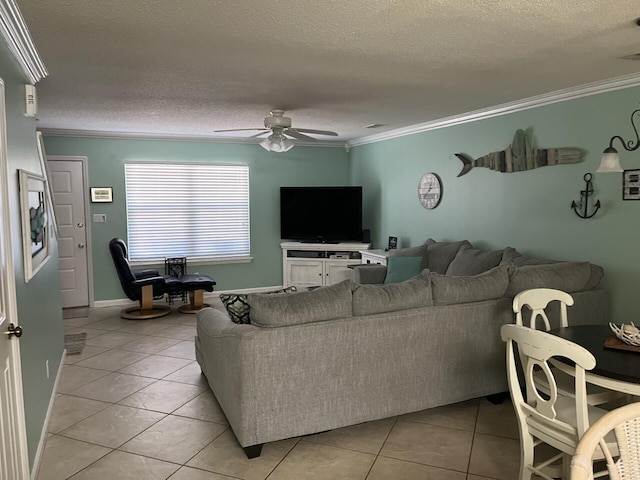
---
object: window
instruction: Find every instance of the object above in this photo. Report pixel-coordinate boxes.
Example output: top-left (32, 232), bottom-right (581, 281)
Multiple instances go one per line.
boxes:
top-left (124, 163), bottom-right (250, 263)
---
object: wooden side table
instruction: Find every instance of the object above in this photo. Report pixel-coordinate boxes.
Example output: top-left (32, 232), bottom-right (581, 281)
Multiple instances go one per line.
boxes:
top-left (359, 249), bottom-right (389, 265)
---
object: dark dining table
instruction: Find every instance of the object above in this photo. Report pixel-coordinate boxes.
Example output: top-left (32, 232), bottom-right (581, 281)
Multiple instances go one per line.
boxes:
top-left (548, 324), bottom-right (640, 395)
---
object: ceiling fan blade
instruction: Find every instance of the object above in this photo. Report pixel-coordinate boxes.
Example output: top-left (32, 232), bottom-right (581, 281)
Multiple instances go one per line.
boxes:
top-left (284, 130), bottom-right (316, 142)
top-left (214, 128), bottom-right (269, 133)
top-left (250, 131), bottom-right (271, 138)
top-left (293, 128), bottom-right (338, 136)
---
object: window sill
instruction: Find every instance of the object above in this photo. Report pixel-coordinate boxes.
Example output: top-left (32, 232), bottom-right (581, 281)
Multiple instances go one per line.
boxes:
top-left (131, 255), bottom-right (253, 268)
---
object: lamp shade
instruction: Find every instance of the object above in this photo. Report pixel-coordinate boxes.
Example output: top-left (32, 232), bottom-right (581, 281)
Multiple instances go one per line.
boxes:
top-left (596, 147), bottom-right (623, 173)
top-left (260, 134), bottom-right (294, 153)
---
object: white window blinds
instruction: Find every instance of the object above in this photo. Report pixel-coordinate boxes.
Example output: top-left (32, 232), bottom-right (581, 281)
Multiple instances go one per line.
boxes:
top-left (124, 163), bottom-right (250, 263)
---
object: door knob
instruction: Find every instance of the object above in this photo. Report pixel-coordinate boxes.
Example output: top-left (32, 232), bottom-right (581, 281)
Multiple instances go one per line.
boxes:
top-left (78, 243), bottom-right (85, 248)
top-left (5, 323), bottom-right (23, 339)
top-left (77, 222), bottom-right (84, 228)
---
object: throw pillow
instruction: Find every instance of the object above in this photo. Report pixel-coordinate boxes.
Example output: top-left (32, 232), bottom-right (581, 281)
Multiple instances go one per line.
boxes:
top-left (352, 273), bottom-right (433, 316)
top-left (384, 256), bottom-right (423, 284)
top-left (249, 280), bottom-right (353, 327)
top-left (425, 239), bottom-right (473, 274)
top-left (430, 265), bottom-right (509, 305)
top-left (445, 246), bottom-right (504, 276)
top-left (220, 286), bottom-right (297, 324)
top-left (387, 242), bottom-right (428, 269)
top-left (505, 262), bottom-right (592, 298)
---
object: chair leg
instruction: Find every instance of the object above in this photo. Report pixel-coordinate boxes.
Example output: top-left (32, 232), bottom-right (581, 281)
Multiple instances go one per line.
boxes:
top-left (520, 433), bottom-right (534, 480)
top-left (243, 444), bottom-right (264, 459)
top-left (178, 289), bottom-right (211, 314)
top-left (120, 285), bottom-right (172, 320)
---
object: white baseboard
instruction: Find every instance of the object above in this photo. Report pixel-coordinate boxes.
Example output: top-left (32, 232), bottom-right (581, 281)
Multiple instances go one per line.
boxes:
top-left (92, 286), bottom-right (286, 308)
top-left (30, 349), bottom-right (66, 480)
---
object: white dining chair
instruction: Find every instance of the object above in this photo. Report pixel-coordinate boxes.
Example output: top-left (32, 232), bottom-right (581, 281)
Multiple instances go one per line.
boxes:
top-left (571, 402), bottom-right (640, 480)
top-left (501, 324), bottom-right (617, 480)
top-left (513, 288), bottom-right (624, 406)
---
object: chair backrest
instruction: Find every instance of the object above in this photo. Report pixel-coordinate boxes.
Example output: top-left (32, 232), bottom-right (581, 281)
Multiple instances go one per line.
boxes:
top-left (501, 324), bottom-right (596, 451)
top-left (109, 238), bottom-right (137, 300)
top-left (513, 288), bottom-right (574, 331)
top-left (571, 402), bottom-right (640, 480)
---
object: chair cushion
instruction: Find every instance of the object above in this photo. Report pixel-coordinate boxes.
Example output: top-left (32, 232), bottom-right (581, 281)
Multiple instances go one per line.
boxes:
top-left (352, 273), bottom-right (432, 316)
top-left (425, 239), bottom-right (473, 274)
top-left (220, 286), bottom-right (297, 324)
top-left (505, 262), bottom-right (594, 297)
top-left (249, 280), bottom-right (353, 327)
top-left (430, 265), bottom-right (509, 305)
top-left (384, 256), bottom-right (423, 284)
top-left (445, 246), bottom-right (505, 276)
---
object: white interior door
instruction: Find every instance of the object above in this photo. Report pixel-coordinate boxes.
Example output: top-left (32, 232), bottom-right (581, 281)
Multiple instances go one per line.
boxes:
top-left (0, 81), bottom-right (29, 479)
top-left (48, 158), bottom-right (90, 308)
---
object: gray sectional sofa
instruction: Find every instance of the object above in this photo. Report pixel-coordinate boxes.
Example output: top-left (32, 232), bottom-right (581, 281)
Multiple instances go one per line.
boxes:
top-left (195, 239), bottom-right (610, 458)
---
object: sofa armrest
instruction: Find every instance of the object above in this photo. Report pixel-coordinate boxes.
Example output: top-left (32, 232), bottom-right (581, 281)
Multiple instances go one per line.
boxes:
top-left (352, 264), bottom-right (387, 284)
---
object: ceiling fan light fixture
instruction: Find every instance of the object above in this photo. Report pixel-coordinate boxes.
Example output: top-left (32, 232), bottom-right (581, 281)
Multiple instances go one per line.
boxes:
top-left (260, 133), bottom-right (294, 153)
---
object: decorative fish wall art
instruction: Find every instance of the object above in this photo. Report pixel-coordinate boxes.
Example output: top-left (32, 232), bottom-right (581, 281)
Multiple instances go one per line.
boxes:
top-left (454, 129), bottom-right (582, 177)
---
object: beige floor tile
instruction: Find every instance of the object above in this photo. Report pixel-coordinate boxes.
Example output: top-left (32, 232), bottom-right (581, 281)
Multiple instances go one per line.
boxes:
top-left (268, 441), bottom-right (375, 480)
top-left (36, 435), bottom-right (111, 480)
top-left (380, 419), bottom-right (473, 472)
top-left (57, 365), bottom-right (111, 394)
top-left (467, 475), bottom-right (499, 480)
top-left (69, 372), bottom-right (156, 402)
top-left (121, 415), bottom-right (228, 464)
top-left (118, 354), bottom-right (192, 378)
top-left (75, 327), bottom-right (114, 339)
top-left (118, 335), bottom-right (182, 354)
top-left (475, 398), bottom-right (519, 439)
top-left (154, 324), bottom-right (197, 340)
top-left (116, 319), bottom-right (180, 335)
top-left (119, 379), bottom-right (205, 413)
top-left (75, 348), bottom-right (150, 371)
top-left (64, 345), bottom-right (109, 365)
top-left (367, 456), bottom-right (467, 480)
top-left (173, 390), bottom-right (229, 425)
top-left (88, 316), bottom-right (137, 331)
top-left (467, 432), bottom-right (520, 480)
top-left (401, 399), bottom-right (479, 432)
top-left (163, 361), bottom-right (209, 386)
top-left (305, 417), bottom-right (396, 454)
top-left (85, 331), bottom-right (145, 348)
top-left (68, 450), bottom-right (179, 479)
top-left (60, 404), bottom-right (165, 448)
top-left (156, 340), bottom-right (197, 360)
top-left (63, 316), bottom-right (100, 328)
top-left (48, 394), bottom-right (111, 433)
top-left (169, 466), bottom-right (238, 479)
top-left (187, 429), bottom-right (298, 480)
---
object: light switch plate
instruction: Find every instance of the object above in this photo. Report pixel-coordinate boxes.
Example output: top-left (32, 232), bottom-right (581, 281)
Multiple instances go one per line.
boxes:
top-left (93, 213), bottom-right (107, 223)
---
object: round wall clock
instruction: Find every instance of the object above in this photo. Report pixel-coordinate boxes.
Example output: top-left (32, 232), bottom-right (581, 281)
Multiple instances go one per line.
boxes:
top-left (418, 173), bottom-right (442, 209)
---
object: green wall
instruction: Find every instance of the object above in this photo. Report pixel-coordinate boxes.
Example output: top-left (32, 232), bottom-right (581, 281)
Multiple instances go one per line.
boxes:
top-left (350, 84), bottom-right (640, 321)
top-left (1, 42), bottom-right (64, 468)
top-left (42, 136), bottom-right (351, 300)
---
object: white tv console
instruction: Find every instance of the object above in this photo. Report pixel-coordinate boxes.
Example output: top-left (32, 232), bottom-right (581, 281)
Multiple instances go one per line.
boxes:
top-left (281, 241), bottom-right (371, 288)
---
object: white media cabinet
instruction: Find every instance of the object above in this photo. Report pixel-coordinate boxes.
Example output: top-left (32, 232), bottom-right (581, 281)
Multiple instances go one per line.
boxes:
top-left (281, 241), bottom-right (371, 287)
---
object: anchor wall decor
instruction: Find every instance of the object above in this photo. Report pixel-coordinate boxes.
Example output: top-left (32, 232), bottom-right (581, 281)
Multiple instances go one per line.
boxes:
top-left (571, 173), bottom-right (601, 219)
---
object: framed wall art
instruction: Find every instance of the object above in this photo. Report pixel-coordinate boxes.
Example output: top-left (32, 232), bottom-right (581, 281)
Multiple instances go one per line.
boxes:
top-left (36, 130), bottom-right (59, 238)
top-left (623, 169), bottom-right (640, 201)
top-left (90, 187), bottom-right (113, 203)
top-left (19, 169), bottom-right (51, 282)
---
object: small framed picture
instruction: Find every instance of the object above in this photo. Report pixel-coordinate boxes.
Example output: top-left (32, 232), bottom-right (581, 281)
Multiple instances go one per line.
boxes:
top-left (90, 187), bottom-right (113, 203)
top-left (623, 170), bottom-right (640, 201)
top-left (388, 236), bottom-right (398, 250)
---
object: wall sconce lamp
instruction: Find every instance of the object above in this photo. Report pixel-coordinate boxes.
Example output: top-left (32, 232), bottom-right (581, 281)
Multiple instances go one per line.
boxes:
top-left (596, 107), bottom-right (640, 173)
top-left (571, 173), bottom-right (601, 219)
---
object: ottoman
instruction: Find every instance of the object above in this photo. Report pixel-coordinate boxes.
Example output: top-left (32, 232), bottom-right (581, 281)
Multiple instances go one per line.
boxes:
top-left (175, 274), bottom-right (216, 314)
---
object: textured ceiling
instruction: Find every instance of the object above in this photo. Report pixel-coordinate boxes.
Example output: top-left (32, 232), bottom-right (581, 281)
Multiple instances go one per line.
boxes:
top-left (15, 0), bottom-right (640, 145)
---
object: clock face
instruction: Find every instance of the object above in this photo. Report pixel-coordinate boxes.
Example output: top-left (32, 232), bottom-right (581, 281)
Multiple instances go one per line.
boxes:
top-left (418, 173), bottom-right (442, 209)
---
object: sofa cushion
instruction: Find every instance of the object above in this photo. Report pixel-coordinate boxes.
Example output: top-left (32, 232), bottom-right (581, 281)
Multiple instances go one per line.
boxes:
top-left (220, 286), bottom-right (297, 324)
top-left (430, 265), bottom-right (509, 305)
top-left (352, 273), bottom-right (433, 315)
top-left (505, 262), bottom-right (593, 297)
top-left (425, 239), bottom-right (472, 274)
top-left (584, 264), bottom-right (605, 290)
top-left (500, 247), bottom-right (522, 265)
top-left (384, 256), bottom-right (423, 284)
top-left (445, 246), bottom-right (504, 276)
top-left (511, 256), bottom-right (560, 266)
top-left (249, 280), bottom-right (353, 327)
top-left (387, 242), bottom-right (428, 269)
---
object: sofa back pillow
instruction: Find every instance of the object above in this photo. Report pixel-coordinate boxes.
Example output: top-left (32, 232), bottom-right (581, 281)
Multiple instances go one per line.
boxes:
top-left (220, 286), bottom-right (297, 324)
top-left (505, 262), bottom-right (593, 298)
top-left (249, 280), bottom-right (352, 327)
top-left (445, 245), bottom-right (504, 276)
top-left (387, 242), bottom-right (428, 269)
top-left (384, 256), bottom-right (423, 284)
top-left (430, 265), bottom-right (509, 306)
top-left (352, 273), bottom-right (433, 316)
top-left (425, 239), bottom-right (472, 274)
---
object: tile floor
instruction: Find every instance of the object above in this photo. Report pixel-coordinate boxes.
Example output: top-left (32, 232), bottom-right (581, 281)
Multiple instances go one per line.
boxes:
top-left (38, 300), bottom-right (528, 480)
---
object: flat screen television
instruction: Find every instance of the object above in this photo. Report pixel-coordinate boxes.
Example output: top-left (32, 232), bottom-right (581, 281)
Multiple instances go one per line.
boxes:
top-left (280, 186), bottom-right (363, 243)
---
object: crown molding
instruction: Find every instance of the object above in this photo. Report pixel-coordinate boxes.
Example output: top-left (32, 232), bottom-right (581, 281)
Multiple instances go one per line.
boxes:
top-left (0, 0), bottom-right (47, 83)
top-left (347, 73), bottom-right (640, 148)
top-left (39, 128), bottom-right (348, 149)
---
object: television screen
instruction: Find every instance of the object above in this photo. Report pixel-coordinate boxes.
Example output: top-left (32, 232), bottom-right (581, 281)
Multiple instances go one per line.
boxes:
top-left (280, 186), bottom-right (363, 242)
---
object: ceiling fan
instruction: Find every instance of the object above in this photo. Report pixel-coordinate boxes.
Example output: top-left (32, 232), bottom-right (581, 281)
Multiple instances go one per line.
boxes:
top-left (215, 109), bottom-right (338, 152)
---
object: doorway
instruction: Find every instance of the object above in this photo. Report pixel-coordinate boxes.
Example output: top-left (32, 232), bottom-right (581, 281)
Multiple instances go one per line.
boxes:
top-left (47, 156), bottom-right (92, 308)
